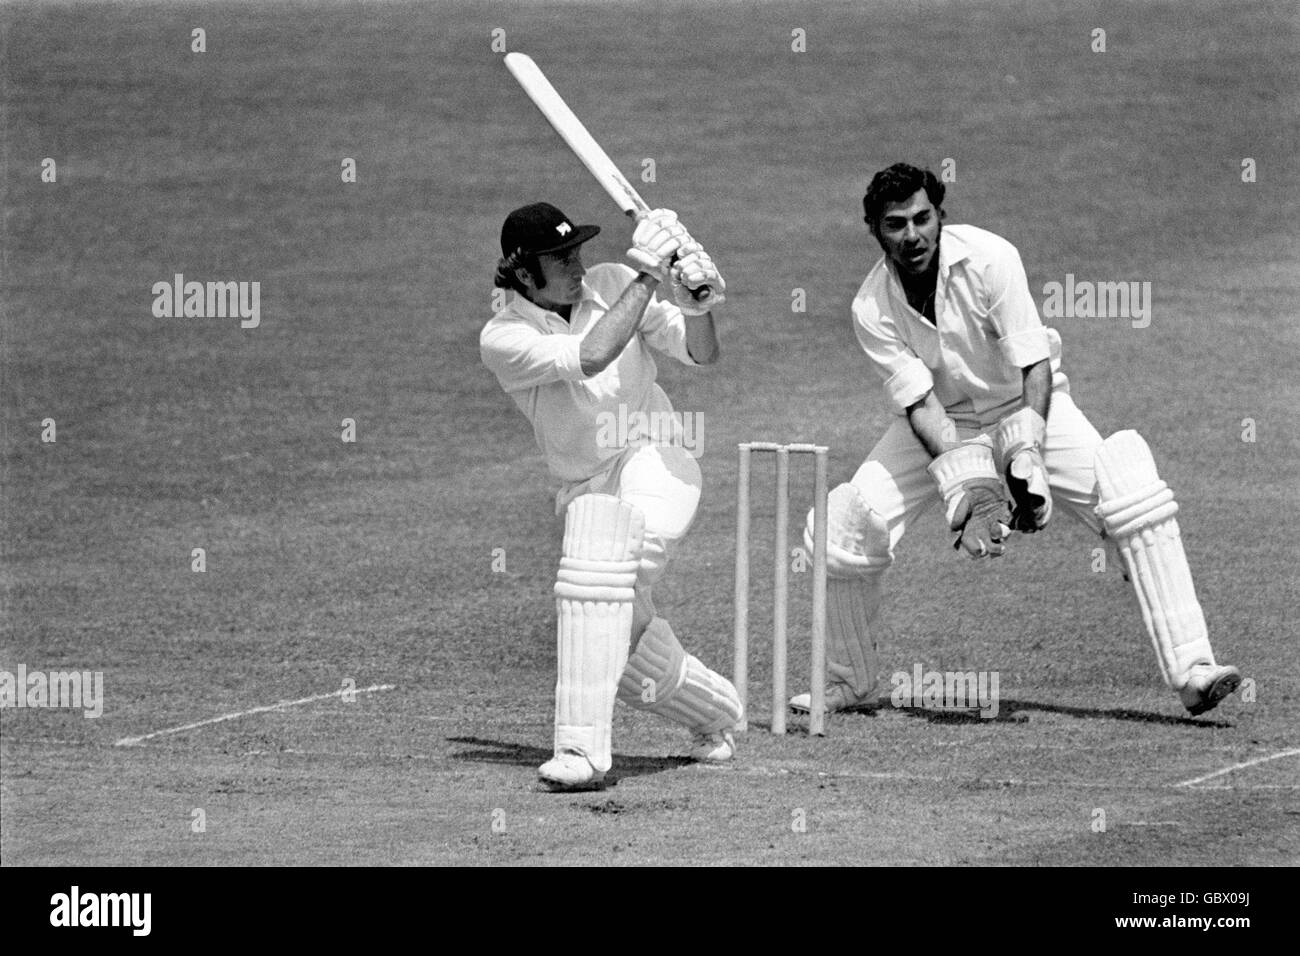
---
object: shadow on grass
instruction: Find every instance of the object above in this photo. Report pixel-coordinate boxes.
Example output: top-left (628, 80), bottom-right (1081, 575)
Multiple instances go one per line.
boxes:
top-left (856, 696), bottom-right (1234, 728)
top-left (446, 736), bottom-right (693, 783)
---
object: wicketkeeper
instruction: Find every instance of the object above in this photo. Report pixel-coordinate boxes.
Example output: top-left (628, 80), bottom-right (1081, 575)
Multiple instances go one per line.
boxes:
top-left (790, 164), bottom-right (1241, 719)
top-left (481, 202), bottom-right (741, 790)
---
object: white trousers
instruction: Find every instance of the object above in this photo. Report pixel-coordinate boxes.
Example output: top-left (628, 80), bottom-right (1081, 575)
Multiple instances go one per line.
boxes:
top-left (560, 443), bottom-right (703, 637)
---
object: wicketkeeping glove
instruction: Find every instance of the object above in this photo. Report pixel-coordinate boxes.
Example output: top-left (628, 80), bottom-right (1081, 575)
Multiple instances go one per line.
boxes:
top-left (627, 208), bottom-right (687, 282)
top-left (669, 240), bottom-right (726, 313)
top-left (993, 407), bottom-right (1052, 533)
top-left (927, 442), bottom-right (1013, 558)
top-left (947, 479), bottom-right (1014, 558)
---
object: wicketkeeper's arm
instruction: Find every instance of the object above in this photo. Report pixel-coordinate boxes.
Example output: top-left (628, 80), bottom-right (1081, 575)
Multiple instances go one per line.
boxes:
top-left (1021, 358), bottom-right (1052, 422)
top-left (905, 390), bottom-right (961, 460)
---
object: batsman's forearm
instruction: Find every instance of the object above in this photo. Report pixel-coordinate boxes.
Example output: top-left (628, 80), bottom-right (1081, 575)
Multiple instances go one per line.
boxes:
top-left (906, 391), bottom-right (959, 459)
top-left (1022, 359), bottom-right (1052, 421)
top-left (579, 274), bottom-right (658, 376)
top-left (684, 313), bottom-right (719, 365)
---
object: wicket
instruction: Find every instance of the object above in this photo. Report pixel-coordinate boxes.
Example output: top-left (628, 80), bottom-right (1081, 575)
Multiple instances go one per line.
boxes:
top-left (733, 442), bottom-right (829, 735)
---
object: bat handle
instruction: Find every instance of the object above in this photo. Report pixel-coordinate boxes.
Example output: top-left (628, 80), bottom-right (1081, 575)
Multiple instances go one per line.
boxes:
top-left (671, 254), bottom-right (713, 305)
top-left (625, 209), bottom-right (714, 305)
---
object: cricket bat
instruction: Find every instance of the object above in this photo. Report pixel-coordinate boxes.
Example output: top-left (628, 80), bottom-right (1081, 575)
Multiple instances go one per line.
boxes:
top-left (504, 52), bottom-right (713, 304)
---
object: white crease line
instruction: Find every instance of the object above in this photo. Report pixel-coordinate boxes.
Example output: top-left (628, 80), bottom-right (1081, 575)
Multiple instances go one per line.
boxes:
top-left (242, 748), bottom-right (442, 761)
top-left (1174, 747), bottom-right (1300, 788)
top-left (1183, 784), bottom-right (1300, 791)
top-left (730, 764), bottom-right (1300, 792)
top-left (742, 765), bottom-right (1118, 788)
top-left (218, 753), bottom-right (1300, 792)
top-left (113, 684), bottom-right (397, 747)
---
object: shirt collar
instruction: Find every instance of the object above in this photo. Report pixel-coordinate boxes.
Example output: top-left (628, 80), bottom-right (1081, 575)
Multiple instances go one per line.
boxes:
top-left (509, 291), bottom-right (556, 325)
top-left (937, 225), bottom-right (973, 274)
top-left (509, 280), bottom-right (603, 326)
top-left (884, 225), bottom-right (974, 295)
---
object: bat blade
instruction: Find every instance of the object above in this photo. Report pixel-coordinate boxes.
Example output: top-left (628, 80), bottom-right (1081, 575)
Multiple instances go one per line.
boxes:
top-left (504, 52), bottom-right (648, 218)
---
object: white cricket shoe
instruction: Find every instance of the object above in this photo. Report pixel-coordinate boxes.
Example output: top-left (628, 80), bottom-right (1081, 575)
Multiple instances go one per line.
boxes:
top-left (689, 730), bottom-right (736, 763)
top-left (789, 682), bottom-right (876, 714)
top-left (1178, 663), bottom-right (1242, 716)
top-left (538, 750), bottom-right (606, 791)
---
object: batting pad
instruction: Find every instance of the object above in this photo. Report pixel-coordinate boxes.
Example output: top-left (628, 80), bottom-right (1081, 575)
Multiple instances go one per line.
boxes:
top-left (617, 618), bottom-right (743, 734)
top-left (554, 494), bottom-right (645, 772)
top-left (1094, 431), bottom-right (1215, 689)
top-left (825, 578), bottom-right (883, 697)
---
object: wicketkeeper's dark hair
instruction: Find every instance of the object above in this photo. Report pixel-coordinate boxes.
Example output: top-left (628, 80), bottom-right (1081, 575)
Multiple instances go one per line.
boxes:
top-left (493, 249), bottom-right (545, 295)
top-left (862, 163), bottom-right (945, 232)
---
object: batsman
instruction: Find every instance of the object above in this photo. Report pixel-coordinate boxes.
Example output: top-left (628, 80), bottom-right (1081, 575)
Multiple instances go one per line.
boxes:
top-left (790, 163), bottom-right (1241, 719)
top-left (481, 202), bottom-right (741, 790)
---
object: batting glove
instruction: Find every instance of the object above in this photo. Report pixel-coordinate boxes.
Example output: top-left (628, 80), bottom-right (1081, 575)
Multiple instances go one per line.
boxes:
top-left (627, 208), bottom-right (687, 282)
top-left (669, 241), bottom-right (726, 313)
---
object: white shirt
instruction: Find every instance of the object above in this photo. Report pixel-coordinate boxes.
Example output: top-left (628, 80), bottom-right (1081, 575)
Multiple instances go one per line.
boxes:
top-left (480, 262), bottom-right (699, 485)
top-left (852, 224), bottom-right (1064, 418)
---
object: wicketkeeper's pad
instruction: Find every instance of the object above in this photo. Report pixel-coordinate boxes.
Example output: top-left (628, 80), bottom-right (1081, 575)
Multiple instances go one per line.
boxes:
top-left (804, 484), bottom-right (887, 696)
top-left (825, 578), bottom-right (883, 698)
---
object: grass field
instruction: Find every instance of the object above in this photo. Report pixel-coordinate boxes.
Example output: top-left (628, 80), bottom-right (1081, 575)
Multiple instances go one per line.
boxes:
top-left (2, 0), bottom-right (1298, 867)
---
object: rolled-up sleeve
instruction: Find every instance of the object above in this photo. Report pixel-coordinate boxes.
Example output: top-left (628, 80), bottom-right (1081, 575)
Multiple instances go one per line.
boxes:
top-left (638, 292), bottom-right (698, 366)
top-left (985, 241), bottom-right (1050, 368)
top-left (853, 300), bottom-right (934, 413)
top-left (588, 262), bottom-right (698, 366)
top-left (480, 318), bottom-right (586, 391)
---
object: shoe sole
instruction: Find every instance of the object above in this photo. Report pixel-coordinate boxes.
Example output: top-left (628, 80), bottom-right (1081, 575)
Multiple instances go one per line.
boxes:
top-left (539, 775), bottom-right (606, 792)
top-left (1185, 671), bottom-right (1242, 716)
